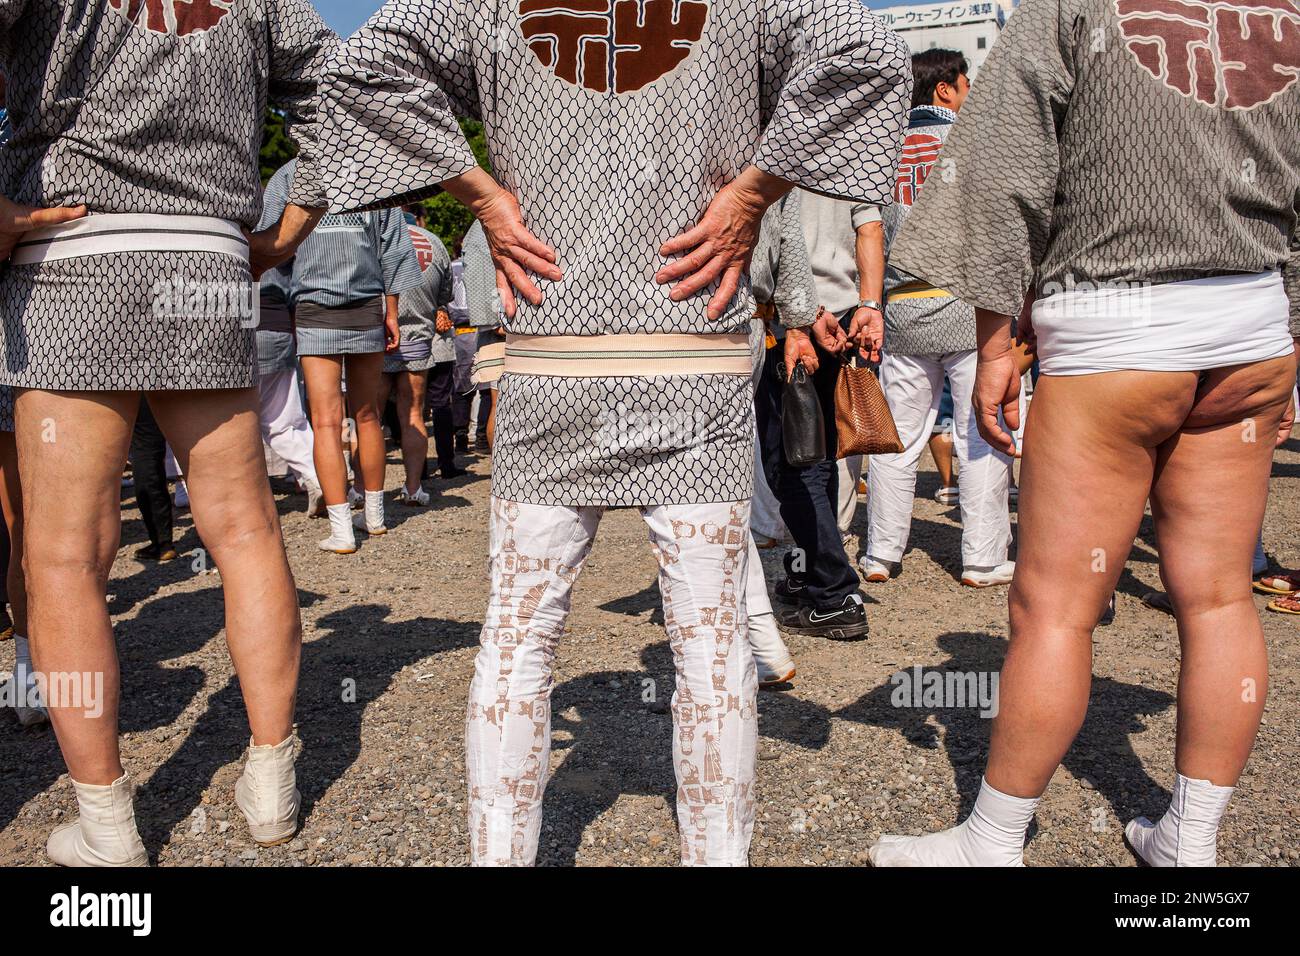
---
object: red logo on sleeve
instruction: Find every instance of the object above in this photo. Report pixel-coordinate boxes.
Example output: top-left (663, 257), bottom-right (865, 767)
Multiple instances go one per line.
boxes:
top-left (893, 132), bottom-right (944, 207)
top-left (108, 0), bottom-right (234, 37)
top-left (1115, 0), bottom-right (1300, 110)
top-left (409, 228), bottom-right (438, 273)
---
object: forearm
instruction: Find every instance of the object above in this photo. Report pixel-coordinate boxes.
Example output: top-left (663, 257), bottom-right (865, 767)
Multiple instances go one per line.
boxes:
top-left (731, 166), bottom-right (794, 213)
top-left (855, 221), bottom-right (885, 304)
top-left (276, 203), bottom-right (326, 246)
top-left (976, 308), bottom-right (1015, 360)
top-left (442, 167), bottom-right (505, 217)
top-left (385, 294), bottom-right (401, 324)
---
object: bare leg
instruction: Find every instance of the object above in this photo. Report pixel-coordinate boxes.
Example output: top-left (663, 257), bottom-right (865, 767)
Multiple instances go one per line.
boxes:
top-left (1149, 357), bottom-right (1295, 785)
top-left (16, 389), bottom-right (138, 785)
top-left (148, 389), bottom-right (302, 747)
top-left (987, 371), bottom-right (1196, 797)
top-left (344, 353), bottom-right (387, 493)
top-left (395, 370), bottom-right (429, 493)
top-left (0, 431), bottom-right (26, 635)
top-left (301, 355), bottom-right (347, 506)
top-left (929, 432), bottom-right (954, 489)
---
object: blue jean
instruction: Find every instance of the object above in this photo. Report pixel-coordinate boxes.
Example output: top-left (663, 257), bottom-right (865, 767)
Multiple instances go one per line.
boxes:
top-left (754, 327), bottom-right (861, 611)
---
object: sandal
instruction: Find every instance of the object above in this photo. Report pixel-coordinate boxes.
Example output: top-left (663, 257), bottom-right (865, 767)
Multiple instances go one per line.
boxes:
top-left (1254, 573), bottom-right (1300, 596)
top-left (1267, 594), bottom-right (1300, 615)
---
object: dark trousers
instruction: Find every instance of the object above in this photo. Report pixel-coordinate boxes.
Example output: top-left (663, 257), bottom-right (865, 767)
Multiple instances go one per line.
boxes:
top-left (755, 330), bottom-right (859, 610)
top-left (427, 361), bottom-right (458, 475)
top-left (473, 388), bottom-right (491, 444)
top-left (129, 398), bottom-right (173, 549)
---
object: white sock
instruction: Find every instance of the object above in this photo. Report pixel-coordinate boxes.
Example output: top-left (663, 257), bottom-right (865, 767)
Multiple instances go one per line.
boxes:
top-left (11, 635), bottom-right (46, 719)
top-left (364, 490), bottom-right (385, 528)
top-left (326, 503), bottom-right (355, 542)
top-left (1125, 773), bottom-right (1234, 867)
top-left (870, 777), bottom-right (1039, 867)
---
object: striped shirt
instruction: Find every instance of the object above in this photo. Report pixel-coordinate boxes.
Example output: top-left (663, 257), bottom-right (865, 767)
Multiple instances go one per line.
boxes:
top-left (461, 221), bottom-right (502, 330)
top-left (263, 159), bottom-right (423, 312)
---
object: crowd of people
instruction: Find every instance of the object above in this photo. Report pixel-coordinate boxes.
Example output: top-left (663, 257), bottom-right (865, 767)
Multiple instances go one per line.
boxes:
top-left (0, 0), bottom-right (1296, 868)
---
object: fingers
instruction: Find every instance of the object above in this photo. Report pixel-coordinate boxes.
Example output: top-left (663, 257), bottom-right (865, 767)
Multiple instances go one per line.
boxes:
top-left (977, 407), bottom-right (1017, 457)
top-left (706, 263), bottom-right (744, 320)
top-left (514, 245), bottom-right (563, 281)
top-left (511, 227), bottom-right (558, 267)
top-left (10, 203), bottom-right (88, 232)
top-left (499, 256), bottom-right (543, 309)
top-left (668, 255), bottom-right (726, 303)
top-left (659, 220), bottom-right (710, 258)
top-left (801, 343), bottom-right (819, 375)
top-left (655, 241), bottom-right (716, 284)
top-left (495, 268), bottom-right (518, 320)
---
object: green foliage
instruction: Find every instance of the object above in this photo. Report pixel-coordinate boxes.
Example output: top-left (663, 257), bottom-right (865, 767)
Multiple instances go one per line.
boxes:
top-left (416, 119), bottom-right (492, 256)
top-left (259, 109), bottom-right (297, 185)
top-left (258, 111), bottom-right (490, 257)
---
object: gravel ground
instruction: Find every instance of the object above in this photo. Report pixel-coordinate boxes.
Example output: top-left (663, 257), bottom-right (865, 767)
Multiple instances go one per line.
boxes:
top-left (2, 436), bottom-right (1298, 867)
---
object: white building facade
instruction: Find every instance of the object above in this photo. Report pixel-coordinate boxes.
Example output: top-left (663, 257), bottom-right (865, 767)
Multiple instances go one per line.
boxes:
top-left (872, 1), bottom-right (1013, 76)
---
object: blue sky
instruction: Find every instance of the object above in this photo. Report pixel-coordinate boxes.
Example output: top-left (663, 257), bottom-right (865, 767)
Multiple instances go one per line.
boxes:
top-left (314, 0), bottom-right (907, 37)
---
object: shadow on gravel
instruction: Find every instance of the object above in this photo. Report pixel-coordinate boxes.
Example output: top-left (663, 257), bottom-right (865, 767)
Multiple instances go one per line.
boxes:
top-left (536, 642), bottom-right (834, 865)
top-left (538, 642), bottom-right (676, 866)
top-left (836, 631), bottom-right (1174, 830)
top-left (133, 599), bottom-right (477, 857)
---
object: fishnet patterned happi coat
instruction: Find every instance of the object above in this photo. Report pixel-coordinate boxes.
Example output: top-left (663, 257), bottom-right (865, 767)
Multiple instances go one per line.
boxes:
top-left (316, 0), bottom-right (910, 507)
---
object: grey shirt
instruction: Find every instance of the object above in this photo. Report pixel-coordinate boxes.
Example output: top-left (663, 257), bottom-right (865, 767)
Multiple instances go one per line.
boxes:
top-left (264, 159), bottom-right (424, 313)
top-left (0, 0), bottom-right (334, 220)
top-left (801, 189), bottom-right (883, 316)
top-left (882, 105), bottom-right (976, 356)
top-left (400, 225), bottom-right (455, 362)
top-left (751, 191), bottom-right (820, 340)
top-left (891, 0), bottom-right (1300, 334)
top-left (462, 220), bottom-right (502, 330)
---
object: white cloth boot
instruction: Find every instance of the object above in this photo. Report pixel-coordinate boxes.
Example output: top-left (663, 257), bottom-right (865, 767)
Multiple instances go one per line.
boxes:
top-left (319, 503), bottom-right (357, 553)
top-left (9, 635), bottom-right (48, 726)
top-left (353, 489), bottom-right (386, 535)
top-left (869, 778), bottom-right (1039, 867)
top-left (235, 734), bottom-right (302, 847)
top-left (1125, 773), bottom-right (1234, 867)
top-left (47, 773), bottom-right (148, 867)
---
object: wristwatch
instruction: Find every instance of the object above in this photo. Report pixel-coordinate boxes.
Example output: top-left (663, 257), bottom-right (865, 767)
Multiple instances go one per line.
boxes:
top-left (857, 298), bottom-right (884, 313)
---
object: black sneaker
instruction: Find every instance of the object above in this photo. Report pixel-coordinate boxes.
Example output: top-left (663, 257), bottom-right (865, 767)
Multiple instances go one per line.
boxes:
top-left (777, 595), bottom-right (869, 641)
top-left (774, 577), bottom-right (813, 606)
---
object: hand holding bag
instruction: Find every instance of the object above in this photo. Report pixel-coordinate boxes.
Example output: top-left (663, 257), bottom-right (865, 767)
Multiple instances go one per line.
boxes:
top-left (782, 360), bottom-right (826, 467)
top-left (834, 358), bottom-right (904, 458)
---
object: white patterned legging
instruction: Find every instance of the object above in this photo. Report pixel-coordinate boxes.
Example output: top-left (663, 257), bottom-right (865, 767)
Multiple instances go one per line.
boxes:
top-left (466, 497), bottom-right (759, 866)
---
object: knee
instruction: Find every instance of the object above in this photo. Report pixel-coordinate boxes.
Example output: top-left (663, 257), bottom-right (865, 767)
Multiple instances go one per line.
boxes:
top-left (23, 535), bottom-right (115, 590)
top-left (310, 401), bottom-right (344, 433)
top-left (353, 403), bottom-right (381, 426)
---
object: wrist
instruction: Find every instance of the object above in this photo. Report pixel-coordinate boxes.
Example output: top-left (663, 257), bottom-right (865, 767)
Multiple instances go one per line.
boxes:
top-left (975, 308), bottom-right (1014, 362)
top-left (731, 167), bottom-right (791, 216)
top-left (444, 167), bottom-right (501, 217)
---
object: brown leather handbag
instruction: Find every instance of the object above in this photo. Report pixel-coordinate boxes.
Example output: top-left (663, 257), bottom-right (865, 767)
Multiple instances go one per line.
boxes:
top-left (834, 359), bottom-right (904, 458)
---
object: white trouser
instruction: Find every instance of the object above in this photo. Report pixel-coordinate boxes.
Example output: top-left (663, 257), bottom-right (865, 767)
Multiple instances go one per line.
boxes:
top-left (258, 369), bottom-right (317, 484)
top-left (467, 498), bottom-right (758, 867)
top-left (867, 351), bottom-right (1012, 570)
top-left (752, 443), bottom-right (787, 541)
top-left (838, 456), bottom-right (863, 536)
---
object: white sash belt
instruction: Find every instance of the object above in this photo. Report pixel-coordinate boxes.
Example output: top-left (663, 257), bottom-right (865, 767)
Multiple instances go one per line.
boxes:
top-left (12, 213), bottom-right (249, 266)
top-left (471, 341), bottom-right (506, 386)
top-left (502, 333), bottom-right (752, 378)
